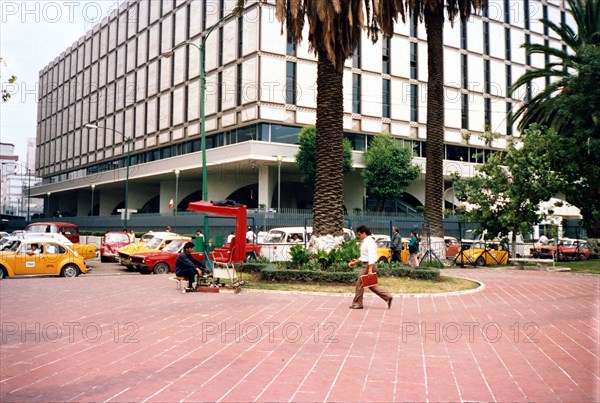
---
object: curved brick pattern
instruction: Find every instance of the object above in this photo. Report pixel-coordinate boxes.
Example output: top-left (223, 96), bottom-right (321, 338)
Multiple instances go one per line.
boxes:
top-left (0, 270), bottom-right (598, 402)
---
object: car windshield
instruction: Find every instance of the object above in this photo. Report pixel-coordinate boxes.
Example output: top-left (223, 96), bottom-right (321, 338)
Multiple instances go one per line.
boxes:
top-left (105, 233), bottom-right (130, 243)
top-left (163, 240), bottom-right (185, 252)
top-left (376, 240), bottom-right (390, 248)
top-left (0, 239), bottom-right (20, 251)
top-left (264, 231), bottom-right (286, 243)
top-left (27, 225), bottom-right (53, 233)
top-left (145, 237), bottom-right (164, 249)
top-left (141, 233), bottom-right (154, 242)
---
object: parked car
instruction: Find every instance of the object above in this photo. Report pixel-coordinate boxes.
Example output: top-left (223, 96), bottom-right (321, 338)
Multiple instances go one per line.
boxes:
top-left (454, 241), bottom-right (510, 266)
top-left (117, 232), bottom-right (189, 269)
top-left (0, 233), bottom-right (96, 259)
top-left (0, 236), bottom-right (89, 279)
top-left (444, 236), bottom-right (461, 258)
top-left (100, 232), bottom-right (132, 262)
top-left (261, 227), bottom-right (355, 262)
top-left (25, 222), bottom-right (80, 243)
top-left (531, 238), bottom-right (590, 261)
top-left (129, 239), bottom-right (204, 274)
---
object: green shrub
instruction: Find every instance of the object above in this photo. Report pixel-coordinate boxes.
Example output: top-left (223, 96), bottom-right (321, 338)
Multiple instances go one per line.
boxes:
top-left (289, 244), bottom-right (310, 267)
top-left (260, 269), bottom-right (356, 284)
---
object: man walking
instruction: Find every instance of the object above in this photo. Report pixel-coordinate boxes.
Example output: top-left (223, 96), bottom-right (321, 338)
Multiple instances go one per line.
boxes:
top-left (348, 225), bottom-right (393, 310)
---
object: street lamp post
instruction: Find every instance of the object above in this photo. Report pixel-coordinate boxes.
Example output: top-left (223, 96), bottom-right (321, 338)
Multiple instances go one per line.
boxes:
top-left (26, 166), bottom-right (31, 224)
top-left (276, 155), bottom-right (283, 212)
top-left (90, 184), bottom-right (95, 216)
top-left (174, 169), bottom-right (180, 217)
top-left (85, 124), bottom-right (131, 229)
top-left (46, 192), bottom-right (51, 218)
top-left (162, 7), bottom-right (242, 247)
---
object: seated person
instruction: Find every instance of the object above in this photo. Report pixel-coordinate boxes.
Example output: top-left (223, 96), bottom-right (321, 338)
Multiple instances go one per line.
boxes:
top-left (289, 234), bottom-right (302, 243)
top-left (176, 242), bottom-right (209, 291)
top-left (25, 244), bottom-right (42, 256)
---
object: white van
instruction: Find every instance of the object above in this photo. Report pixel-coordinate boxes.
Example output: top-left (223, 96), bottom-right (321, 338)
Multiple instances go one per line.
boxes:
top-left (261, 226), bottom-right (356, 262)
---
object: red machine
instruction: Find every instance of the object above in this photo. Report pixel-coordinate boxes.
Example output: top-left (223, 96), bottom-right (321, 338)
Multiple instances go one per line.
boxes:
top-left (187, 201), bottom-right (248, 263)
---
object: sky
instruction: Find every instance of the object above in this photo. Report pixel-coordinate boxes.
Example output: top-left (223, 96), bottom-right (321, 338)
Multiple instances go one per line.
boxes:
top-left (0, 0), bottom-right (125, 162)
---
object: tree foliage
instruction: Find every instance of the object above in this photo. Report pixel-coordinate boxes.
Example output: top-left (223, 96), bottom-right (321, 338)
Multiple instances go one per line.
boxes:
top-left (295, 125), bottom-right (353, 185)
top-left (454, 125), bottom-right (565, 255)
top-left (1, 57), bottom-right (17, 102)
top-left (362, 135), bottom-right (420, 212)
top-left (510, 0), bottom-right (600, 236)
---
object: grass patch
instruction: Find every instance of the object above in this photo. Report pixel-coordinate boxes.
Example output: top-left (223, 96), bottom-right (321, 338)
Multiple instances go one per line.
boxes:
top-left (560, 259), bottom-right (600, 274)
top-left (238, 272), bottom-right (479, 294)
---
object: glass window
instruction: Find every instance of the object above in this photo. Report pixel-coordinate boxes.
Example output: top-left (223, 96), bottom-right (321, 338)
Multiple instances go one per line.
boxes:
top-left (446, 145), bottom-right (468, 162)
top-left (382, 79), bottom-right (390, 118)
top-left (505, 28), bottom-right (511, 60)
top-left (237, 64), bottom-right (243, 106)
top-left (344, 133), bottom-right (366, 151)
top-left (352, 74), bottom-right (361, 114)
top-left (461, 94), bottom-right (469, 129)
top-left (271, 124), bottom-right (301, 144)
top-left (410, 42), bottom-right (418, 79)
top-left (259, 123), bottom-right (270, 141)
top-left (410, 84), bottom-right (418, 122)
top-left (461, 54), bottom-right (468, 89)
top-left (352, 37), bottom-right (361, 69)
top-left (382, 37), bottom-right (390, 74)
top-left (286, 61), bottom-right (296, 105)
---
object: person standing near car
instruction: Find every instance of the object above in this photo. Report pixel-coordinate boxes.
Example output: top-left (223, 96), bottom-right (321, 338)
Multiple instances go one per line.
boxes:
top-left (407, 230), bottom-right (420, 267)
top-left (176, 242), bottom-right (208, 291)
top-left (390, 226), bottom-right (402, 263)
top-left (348, 225), bottom-right (393, 310)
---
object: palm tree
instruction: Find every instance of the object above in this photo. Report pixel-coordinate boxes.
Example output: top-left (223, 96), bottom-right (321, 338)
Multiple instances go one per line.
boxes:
top-left (511, 0), bottom-right (600, 132)
top-left (270, 1), bottom-right (404, 247)
top-left (404, 1), bottom-right (485, 240)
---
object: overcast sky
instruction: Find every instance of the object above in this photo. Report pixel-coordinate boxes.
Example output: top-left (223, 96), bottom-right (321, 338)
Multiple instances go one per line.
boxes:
top-left (1, 0), bottom-right (124, 162)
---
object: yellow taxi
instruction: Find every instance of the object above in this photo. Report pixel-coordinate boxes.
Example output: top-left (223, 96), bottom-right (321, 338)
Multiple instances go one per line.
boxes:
top-left (454, 241), bottom-right (510, 266)
top-left (0, 237), bottom-right (89, 279)
top-left (117, 232), bottom-right (190, 269)
top-left (375, 236), bottom-right (409, 264)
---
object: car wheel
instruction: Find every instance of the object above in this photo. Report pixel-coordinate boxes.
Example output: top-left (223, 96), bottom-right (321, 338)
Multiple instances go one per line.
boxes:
top-left (0, 267), bottom-right (6, 280)
top-left (61, 264), bottom-right (79, 278)
top-left (153, 263), bottom-right (170, 274)
top-left (475, 256), bottom-right (486, 267)
top-left (377, 256), bottom-right (388, 264)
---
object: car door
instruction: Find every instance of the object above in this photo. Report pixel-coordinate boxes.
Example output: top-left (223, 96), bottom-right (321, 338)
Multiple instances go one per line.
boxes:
top-left (13, 242), bottom-right (52, 275)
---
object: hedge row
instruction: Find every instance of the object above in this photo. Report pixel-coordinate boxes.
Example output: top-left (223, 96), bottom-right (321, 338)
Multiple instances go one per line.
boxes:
top-left (260, 266), bottom-right (439, 283)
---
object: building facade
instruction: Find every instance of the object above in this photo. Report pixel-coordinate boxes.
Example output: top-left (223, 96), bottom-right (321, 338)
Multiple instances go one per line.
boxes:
top-left (32, 0), bottom-right (571, 218)
top-left (1, 142), bottom-right (43, 218)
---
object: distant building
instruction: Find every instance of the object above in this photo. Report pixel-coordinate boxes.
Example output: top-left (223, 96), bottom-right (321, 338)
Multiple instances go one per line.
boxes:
top-left (0, 141), bottom-right (43, 218)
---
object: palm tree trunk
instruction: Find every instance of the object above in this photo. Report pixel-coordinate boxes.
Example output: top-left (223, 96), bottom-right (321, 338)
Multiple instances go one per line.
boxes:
top-left (312, 50), bottom-right (344, 238)
top-left (424, 7), bottom-right (445, 239)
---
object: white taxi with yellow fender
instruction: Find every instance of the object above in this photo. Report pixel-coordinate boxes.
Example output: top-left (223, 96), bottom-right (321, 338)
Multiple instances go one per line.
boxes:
top-left (0, 236), bottom-right (89, 279)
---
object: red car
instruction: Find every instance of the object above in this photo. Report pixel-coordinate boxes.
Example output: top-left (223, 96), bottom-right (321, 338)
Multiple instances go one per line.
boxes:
top-left (100, 232), bottom-right (132, 262)
top-left (129, 239), bottom-right (204, 274)
top-left (531, 238), bottom-right (590, 261)
top-left (129, 238), bottom-right (262, 275)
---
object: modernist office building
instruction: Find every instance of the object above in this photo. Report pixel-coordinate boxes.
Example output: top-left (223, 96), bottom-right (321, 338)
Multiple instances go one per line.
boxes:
top-left (33, 0), bottom-right (570, 217)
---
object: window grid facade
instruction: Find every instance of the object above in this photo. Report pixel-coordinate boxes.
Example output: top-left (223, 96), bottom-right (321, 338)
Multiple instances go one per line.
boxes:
top-left (35, 0), bottom-right (566, 185)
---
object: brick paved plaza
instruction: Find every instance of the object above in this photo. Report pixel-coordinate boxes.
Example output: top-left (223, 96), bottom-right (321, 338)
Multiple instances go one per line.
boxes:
top-left (1, 269), bottom-right (598, 402)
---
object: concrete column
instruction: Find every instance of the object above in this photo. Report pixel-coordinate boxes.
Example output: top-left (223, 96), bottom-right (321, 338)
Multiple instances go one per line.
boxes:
top-left (257, 165), bottom-right (271, 209)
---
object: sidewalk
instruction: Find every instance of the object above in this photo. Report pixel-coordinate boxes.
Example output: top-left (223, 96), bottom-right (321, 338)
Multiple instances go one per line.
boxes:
top-left (1, 269), bottom-right (598, 402)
